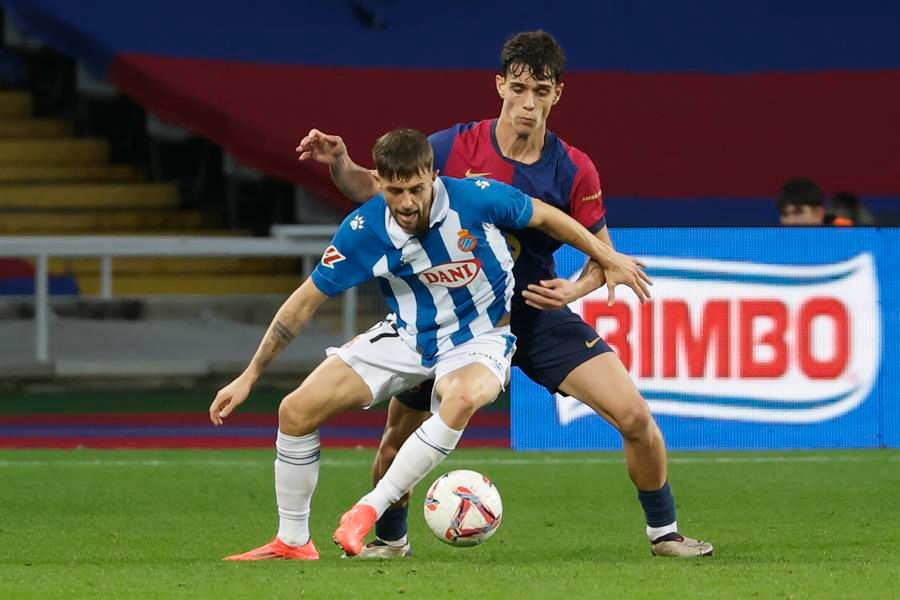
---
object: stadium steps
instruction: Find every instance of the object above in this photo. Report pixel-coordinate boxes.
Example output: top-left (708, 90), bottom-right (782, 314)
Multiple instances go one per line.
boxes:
top-left (0, 183), bottom-right (179, 210)
top-left (0, 118), bottom-right (73, 138)
top-left (0, 210), bottom-right (214, 234)
top-left (0, 89), bottom-right (304, 295)
top-left (0, 164), bottom-right (140, 183)
top-left (0, 138), bottom-right (109, 164)
top-left (0, 91), bottom-right (32, 117)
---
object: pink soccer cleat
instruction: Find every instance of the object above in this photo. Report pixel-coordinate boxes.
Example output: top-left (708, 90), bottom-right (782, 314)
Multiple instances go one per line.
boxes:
top-left (223, 537), bottom-right (319, 561)
top-left (333, 504), bottom-right (377, 557)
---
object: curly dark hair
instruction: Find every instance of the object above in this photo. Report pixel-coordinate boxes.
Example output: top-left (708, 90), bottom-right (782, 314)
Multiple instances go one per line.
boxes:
top-left (500, 30), bottom-right (566, 83)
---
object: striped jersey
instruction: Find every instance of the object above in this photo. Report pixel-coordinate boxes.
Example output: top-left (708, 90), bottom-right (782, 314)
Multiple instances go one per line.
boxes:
top-left (429, 119), bottom-right (606, 316)
top-left (311, 176), bottom-right (533, 365)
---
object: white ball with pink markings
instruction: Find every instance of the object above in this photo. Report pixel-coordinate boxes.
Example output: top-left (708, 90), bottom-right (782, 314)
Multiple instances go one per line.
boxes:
top-left (423, 469), bottom-right (503, 547)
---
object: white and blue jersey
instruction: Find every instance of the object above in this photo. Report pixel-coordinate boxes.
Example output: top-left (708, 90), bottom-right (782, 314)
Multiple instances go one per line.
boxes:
top-left (311, 176), bottom-right (533, 366)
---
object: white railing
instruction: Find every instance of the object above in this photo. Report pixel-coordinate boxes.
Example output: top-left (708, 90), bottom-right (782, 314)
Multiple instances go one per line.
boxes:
top-left (0, 229), bottom-right (353, 363)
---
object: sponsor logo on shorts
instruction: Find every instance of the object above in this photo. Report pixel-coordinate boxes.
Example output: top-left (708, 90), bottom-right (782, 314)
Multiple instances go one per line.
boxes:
top-left (320, 245), bottom-right (346, 268)
top-left (557, 254), bottom-right (880, 424)
top-left (419, 259), bottom-right (482, 288)
top-left (585, 337), bottom-right (602, 349)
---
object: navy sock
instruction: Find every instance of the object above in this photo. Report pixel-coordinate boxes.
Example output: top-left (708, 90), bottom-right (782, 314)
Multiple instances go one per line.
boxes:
top-left (375, 505), bottom-right (409, 542)
top-left (637, 481), bottom-right (677, 528)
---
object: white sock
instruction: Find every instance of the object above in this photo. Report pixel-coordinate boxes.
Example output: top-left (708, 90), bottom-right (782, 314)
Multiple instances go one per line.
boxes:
top-left (647, 521), bottom-right (678, 541)
top-left (360, 414), bottom-right (463, 517)
top-left (274, 430), bottom-right (320, 546)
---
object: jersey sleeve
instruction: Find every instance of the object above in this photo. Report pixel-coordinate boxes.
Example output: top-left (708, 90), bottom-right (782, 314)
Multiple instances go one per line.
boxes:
top-left (428, 123), bottom-right (469, 173)
top-left (478, 179), bottom-right (534, 230)
top-left (568, 153), bottom-right (607, 232)
top-left (310, 214), bottom-right (380, 297)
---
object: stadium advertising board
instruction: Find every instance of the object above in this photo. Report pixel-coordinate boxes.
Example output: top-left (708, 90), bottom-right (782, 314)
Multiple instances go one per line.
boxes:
top-left (511, 228), bottom-right (900, 450)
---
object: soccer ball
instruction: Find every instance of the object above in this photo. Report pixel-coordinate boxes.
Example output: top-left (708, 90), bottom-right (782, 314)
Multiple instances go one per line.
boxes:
top-left (423, 469), bottom-right (503, 546)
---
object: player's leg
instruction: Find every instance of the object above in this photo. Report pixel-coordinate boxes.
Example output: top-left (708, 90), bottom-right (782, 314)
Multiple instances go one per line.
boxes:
top-left (558, 354), bottom-right (711, 556)
top-left (227, 321), bottom-right (426, 561)
top-left (335, 330), bottom-right (512, 556)
top-left (520, 307), bottom-right (712, 557)
top-left (225, 354), bottom-right (373, 561)
top-left (360, 390), bottom-right (431, 558)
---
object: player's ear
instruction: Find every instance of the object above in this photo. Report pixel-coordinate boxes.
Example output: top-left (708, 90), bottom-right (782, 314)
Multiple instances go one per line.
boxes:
top-left (495, 74), bottom-right (506, 98)
top-left (553, 82), bottom-right (564, 105)
top-left (432, 170), bottom-right (439, 180)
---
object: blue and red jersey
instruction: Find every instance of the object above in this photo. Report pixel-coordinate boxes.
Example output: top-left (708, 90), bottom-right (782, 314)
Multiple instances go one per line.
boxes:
top-left (428, 119), bottom-right (606, 313)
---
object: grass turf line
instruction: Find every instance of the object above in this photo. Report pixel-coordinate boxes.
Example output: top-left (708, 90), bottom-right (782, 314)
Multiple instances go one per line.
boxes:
top-left (1, 448), bottom-right (898, 598)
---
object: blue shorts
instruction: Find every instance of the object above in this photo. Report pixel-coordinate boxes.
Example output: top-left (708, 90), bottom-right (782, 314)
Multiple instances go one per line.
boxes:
top-left (395, 306), bottom-right (613, 411)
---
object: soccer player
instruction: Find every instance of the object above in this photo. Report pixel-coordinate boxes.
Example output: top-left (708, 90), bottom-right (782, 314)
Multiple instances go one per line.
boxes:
top-left (212, 128), bottom-right (649, 560)
top-left (297, 31), bottom-right (714, 557)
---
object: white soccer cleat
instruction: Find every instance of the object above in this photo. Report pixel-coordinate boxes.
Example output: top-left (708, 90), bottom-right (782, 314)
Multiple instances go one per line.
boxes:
top-left (650, 533), bottom-right (714, 557)
top-left (355, 539), bottom-right (413, 559)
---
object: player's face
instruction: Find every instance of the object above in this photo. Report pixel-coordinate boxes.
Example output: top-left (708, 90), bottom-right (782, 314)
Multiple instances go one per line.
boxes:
top-left (380, 170), bottom-right (437, 234)
top-left (496, 66), bottom-right (563, 137)
top-left (780, 204), bottom-right (825, 225)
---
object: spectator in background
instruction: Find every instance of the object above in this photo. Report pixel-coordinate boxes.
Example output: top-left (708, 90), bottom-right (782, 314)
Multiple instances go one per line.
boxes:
top-left (829, 191), bottom-right (874, 226)
top-left (777, 177), bottom-right (825, 225)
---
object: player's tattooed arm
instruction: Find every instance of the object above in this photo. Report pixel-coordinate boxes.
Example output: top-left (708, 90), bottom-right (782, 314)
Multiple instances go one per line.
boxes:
top-left (296, 129), bottom-right (380, 203)
top-left (209, 279), bottom-right (328, 425)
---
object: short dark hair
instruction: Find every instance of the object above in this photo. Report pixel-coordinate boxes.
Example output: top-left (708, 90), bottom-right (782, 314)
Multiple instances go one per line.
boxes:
top-left (777, 177), bottom-right (825, 211)
top-left (500, 30), bottom-right (565, 83)
top-left (372, 129), bottom-right (433, 181)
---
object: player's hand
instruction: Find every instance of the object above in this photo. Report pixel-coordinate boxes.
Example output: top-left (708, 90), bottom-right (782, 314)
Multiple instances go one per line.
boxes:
top-left (296, 129), bottom-right (347, 165)
top-left (522, 278), bottom-right (580, 311)
top-left (603, 253), bottom-right (652, 306)
top-left (209, 373), bottom-right (254, 426)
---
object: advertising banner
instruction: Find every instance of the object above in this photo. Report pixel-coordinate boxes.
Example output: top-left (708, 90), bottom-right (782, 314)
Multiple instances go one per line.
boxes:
top-left (511, 228), bottom-right (899, 450)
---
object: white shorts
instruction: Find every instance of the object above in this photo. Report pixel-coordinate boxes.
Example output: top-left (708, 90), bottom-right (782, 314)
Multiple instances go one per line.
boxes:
top-left (326, 320), bottom-right (516, 412)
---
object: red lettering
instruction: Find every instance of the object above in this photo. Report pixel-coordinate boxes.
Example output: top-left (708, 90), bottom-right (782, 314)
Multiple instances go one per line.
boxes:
top-left (460, 263), bottom-right (473, 277)
top-left (797, 298), bottom-right (849, 378)
top-left (663, 300), bottom-right (730, 378)
top-left (739, 300), bottom-right (788, 378)
top-left (583, 301), bottom-right (631, 369)
top-left (447, 267), bottom-right (465, 281)
top-left (438, 272), bottom-right (451, 283)
top-left (424, 273), bottom-right (439, 284)
top-left (639, 301), bottom-right (654, 377)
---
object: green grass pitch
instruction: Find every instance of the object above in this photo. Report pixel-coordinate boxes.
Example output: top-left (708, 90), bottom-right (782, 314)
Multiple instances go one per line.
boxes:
top-left (1, 448), bottom-right (898, 598)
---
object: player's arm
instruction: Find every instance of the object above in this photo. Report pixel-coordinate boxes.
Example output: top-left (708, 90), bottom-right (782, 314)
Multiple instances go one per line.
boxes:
top-left (296, 129), bottom-right (379, 203)
top-left (527, 198), bottom-right (651, 305)
top-left (209, 278), bottom-right (328, 425)
top-left (523, 225), bottom-right (612, 310)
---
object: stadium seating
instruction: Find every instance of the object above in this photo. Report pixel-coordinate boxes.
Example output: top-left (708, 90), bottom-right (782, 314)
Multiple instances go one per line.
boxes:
top-left (3, 1), bottom-right (898, 224)
top-left (0, 89), bottom-right (299, 295)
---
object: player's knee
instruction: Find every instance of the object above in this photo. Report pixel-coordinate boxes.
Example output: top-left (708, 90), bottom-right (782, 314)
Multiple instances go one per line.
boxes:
top-left (277, 395), bottom-right (316, 436)
top-left (618, 400), bottom-right (656, 442)
top-left (442, 391), bottom-right (483, 424)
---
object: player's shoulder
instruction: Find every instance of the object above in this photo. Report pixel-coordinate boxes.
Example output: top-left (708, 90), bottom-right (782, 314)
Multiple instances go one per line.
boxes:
top-left (441, 174), bottom-right (514, 197)
top-left (335, 196), bottom-right (388, 245)
top-left (429, 120), bottom-right (489, 141)
top-left (441, 175), bottom-right (522, 218)
top-left (552, 132), bottom-right (600, 175)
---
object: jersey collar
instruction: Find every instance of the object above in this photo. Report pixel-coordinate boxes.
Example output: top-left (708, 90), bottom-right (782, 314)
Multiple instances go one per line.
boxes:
top-left (385, 176), bottom-right (450, 249)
